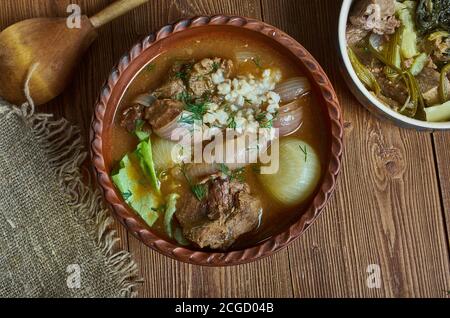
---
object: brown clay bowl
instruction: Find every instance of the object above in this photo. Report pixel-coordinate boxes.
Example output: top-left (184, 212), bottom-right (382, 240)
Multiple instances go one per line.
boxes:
top-left (90, 15), bottom-right (343, 266)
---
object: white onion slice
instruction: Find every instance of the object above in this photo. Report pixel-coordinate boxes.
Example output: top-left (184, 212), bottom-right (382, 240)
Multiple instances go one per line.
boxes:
top-left (273, 100), bottom-right (304, 136)
top-left (274, 77), bottom-right (311, 102)
top-left (132, 93), bottom-right (157, 107)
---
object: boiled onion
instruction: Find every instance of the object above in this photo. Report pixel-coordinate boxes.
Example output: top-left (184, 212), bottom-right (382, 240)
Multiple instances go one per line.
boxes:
top-left (151, 137), bottom-right (190, 172)
top-left (273, 100), bottom-right (304, 136)
top-left (257, 138), bottom-right (321, 206)
top-left (274, 77), bottom-right (311, 103)
top-left (153, 111), bottom-right (193, 142)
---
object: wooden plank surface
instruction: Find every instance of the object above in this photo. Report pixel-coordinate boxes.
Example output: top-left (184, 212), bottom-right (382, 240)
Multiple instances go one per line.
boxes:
top-left (434, 132), bottom-right (450, 249)
top-left (261, 0), bottom-right (450, 298)
top-left (0, 0), bottom-right (448, 298)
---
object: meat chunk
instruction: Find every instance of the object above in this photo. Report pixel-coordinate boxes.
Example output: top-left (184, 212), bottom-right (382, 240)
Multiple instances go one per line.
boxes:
top-left (374, 72), bottom-right (409, 105)
top-left (430, 35), bottom-right (450, 63)
top-left (416, 67), bottom-right (441, 93)
top-left (376, 93), bottom-right (401, 110)
top-left (416, 67), bottom-right (450, 106)
top-left (154, 78), bottom-right (186, 99)
top-left (120, 105), bottom-right (144, 132)
top-left (346, 25), bottom-right (370, 46)
top-left (176, 177), bottom-right (262, 250)
top-left (349, 0), bottom-right (399, 37)
top-left (188, 58), bottom-right (234, 97)
top-left (373, 67), bottom-right (449, 108)
top-left (144, 99), bottom-right (184, 130)
top-left (151, 61), bottom-right (192, 99)
top-left (206, 178), bottom-right (249, 220)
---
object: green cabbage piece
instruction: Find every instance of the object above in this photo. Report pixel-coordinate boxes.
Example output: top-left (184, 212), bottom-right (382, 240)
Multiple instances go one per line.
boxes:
top-left (398, 1), bottom-right (419, 59)
top-left (164, 193), bottom-right (180, 238)
top-left (135, 138), bottom-right (161, 196)
top-left (112, 154), bottom-right (161, 227)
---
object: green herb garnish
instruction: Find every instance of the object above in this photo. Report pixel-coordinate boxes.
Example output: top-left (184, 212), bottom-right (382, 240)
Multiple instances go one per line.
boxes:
top-left (182, 99), bottom-right (210, 123)
top-left (299, 145), bottom-right (308, 162)
top-left (218, 164), bottom-right (246, 182)
top-left (227, 116), bottom-right (237, 129)
top-left (211, 61), bottom-right (220, 73)
top-left (191, 184), bottom-right (208, 201)
top-left (178, 114), bottom-right (196, 125)
top-left (122, 190), bottom-right (133, 202)
top-left (174, 62), bottom-right (193, 82)
top-left (252, 165), bottom-right (261, 174)
top-left (134, 119), bottom-right (150, 141)
top-left (176, 91), bottom-right (191, 103)
top-left (256, 112), bottom-right (274, 128)
top-left (244, 97), bottom-right (253, 105)
top-left (253, 56), bottom-right (263, 69)
top-left (180, 163), bottom-right (208, 201)
top-left (144, 63), bottom-right (155, 73)
top-left (175, 71), bottom-right (187, 81)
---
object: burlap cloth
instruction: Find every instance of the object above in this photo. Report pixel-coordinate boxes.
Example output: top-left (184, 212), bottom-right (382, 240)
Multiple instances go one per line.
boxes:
top-left (0, 78), bottom-right (140, 297)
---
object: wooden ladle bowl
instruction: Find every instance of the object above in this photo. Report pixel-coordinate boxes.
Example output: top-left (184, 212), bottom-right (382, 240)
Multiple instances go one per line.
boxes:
top-left (0, 0), bottom-right (148, 106)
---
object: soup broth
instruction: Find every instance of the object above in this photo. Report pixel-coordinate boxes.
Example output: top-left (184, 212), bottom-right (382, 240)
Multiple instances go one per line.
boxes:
top-left (110, 30), bottom-right (329, 250)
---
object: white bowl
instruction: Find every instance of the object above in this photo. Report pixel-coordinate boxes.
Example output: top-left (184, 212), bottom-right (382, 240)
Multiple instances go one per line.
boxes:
top-left (338, 0), bottom-right (450, 130)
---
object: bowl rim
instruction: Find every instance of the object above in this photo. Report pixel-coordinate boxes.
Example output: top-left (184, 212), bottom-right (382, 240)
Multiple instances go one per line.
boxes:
top-left (338, 0), bottom-right (450, 130)
top-left (90, 15), bottom-right (344, 266)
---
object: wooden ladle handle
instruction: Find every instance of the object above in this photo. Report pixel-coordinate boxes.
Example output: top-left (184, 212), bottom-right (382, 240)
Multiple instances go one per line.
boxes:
top-left (89, 0), bottom-right (149, 28)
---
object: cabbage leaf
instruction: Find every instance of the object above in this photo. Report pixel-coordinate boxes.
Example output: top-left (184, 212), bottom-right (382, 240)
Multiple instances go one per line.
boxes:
top-left (112, 154), bottom-right (161, 227)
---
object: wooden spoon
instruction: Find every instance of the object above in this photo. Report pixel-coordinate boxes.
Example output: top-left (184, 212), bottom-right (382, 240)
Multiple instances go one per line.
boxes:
top-left (0, 0), bottom-right (149, 106)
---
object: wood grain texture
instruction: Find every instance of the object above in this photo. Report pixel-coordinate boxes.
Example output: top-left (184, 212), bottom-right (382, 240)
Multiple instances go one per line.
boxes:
top-left (434, 132), bottom-right (450, 243)
top-left (261, 0), bottom-right (450, 298)
top-left (0, 0), bottom-right (448, 298)
top-left (112, 0), bottom-right (293, 298)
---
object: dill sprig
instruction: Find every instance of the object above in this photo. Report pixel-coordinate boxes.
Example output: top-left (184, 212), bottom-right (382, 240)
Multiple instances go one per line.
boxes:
top-left (211, 61), bottom-right (220, 74)
top-left (255, 112), bottom-right (274, 128)
top-left (218, 164), bottom-right (246, 183)
top-left (299, 145), bottom-right (308, 162)
top-left (227, 116), bottom-right (237, 129)
top-left (180, 163), bottom-right (208, 201)
top-left (191, 184), bottom-right (208, 201)
top-left (252, 56), bottom-right (263, 69)
top-left (144, 63), bottom-right (155, 73)
top-left (122, 190), bottom-right (132, 202)
top-left (177, 92), bottom-right (210, 125)
top-left (174, 62), bottom-right (193, 82)
top-left (252, 165), bottom-right (261, 174)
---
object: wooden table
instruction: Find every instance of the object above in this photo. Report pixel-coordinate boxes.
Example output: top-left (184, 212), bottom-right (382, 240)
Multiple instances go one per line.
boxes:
top-left (1, 0), bottom-right (449, 298)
